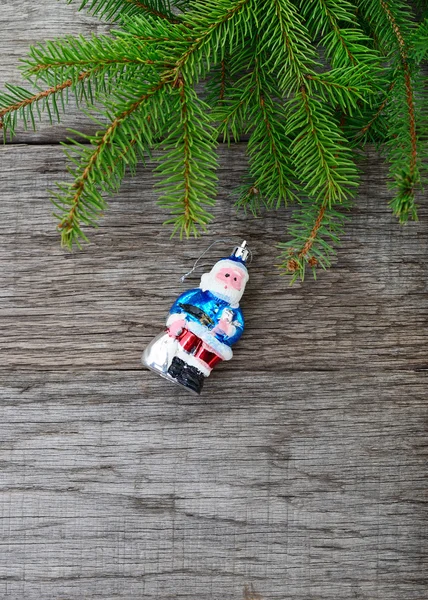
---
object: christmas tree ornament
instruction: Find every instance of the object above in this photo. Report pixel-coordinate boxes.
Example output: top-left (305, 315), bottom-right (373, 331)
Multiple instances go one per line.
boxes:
top-left (142, 240), bottom-right (251, 395)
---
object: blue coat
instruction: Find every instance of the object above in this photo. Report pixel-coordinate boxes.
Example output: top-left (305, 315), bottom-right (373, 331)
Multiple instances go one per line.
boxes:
top-left (169, 288), bottom-right (244, 347)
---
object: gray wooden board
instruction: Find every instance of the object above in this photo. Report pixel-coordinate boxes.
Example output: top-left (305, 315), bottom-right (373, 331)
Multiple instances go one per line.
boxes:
top-left (2, 145), bottom-right (428, 373)
top-left (1, 1), bottom-right (428, 599)
top-left (1, 143), bottom-right (428, 600)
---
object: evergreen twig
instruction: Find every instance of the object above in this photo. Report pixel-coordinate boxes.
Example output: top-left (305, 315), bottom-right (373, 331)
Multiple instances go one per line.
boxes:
top-left (1, 0), bottom-right (427, 281)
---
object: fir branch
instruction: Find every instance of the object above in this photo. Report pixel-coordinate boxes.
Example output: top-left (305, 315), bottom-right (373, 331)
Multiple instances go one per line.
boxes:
top-left (155, 75), bottom-right (217, 236)
top-left (298, 204), bottom-right (328, 259)
top-left (55, 1), bottom-right (252, 245)
top-left (379, 0), bottom-right (420, 220)
top-left (257, 0), bottom-right (318, 90)
top-left (237, 50), bottom-right (297, 209)
top-left (381, 1), bottom-right (417, 175)
top-left (355, 80), bottom-right (395, 139)
top-left (217, 91), bottom-right (250, 143)
top-left (99, 137), bottom-right (138, 178)
top-left (386, 68), bottom-right (422, 222)
top-left (2, 0), bottom-right (427, 281)
top-left (175, 0), bottom-right (252, 81)
top-left (254, 0), bottom-right (359, 275)
top-left (220, 59), bottom-right (227, 101)
top-left (298, 0), bottom-right (372, 67)
top-left (288, 85), bottom-right (358, 204)
top-left (23, 35), bottom-right (162, 80)
top-left (256, 2), bottom-right (361, 198)
top-left (411, 17), bottom-right (428, 63)
top-left (278, 199), bottom-right (350, 282)
top-left (277, 84), bottom-right (357, 280)
top-left (379, 0), bottom-right (407, 53)
top-left (0, 71), bottom-right (92, 140)
top-left (56, 80), bottom-right (163, 247)
top-left (305, 65), bottom-right (378, 114)
top-left (215, 46), bottom-right (255, 143)
top-left (123, 0), bottom-right (182, 22)
top-left (163, 78), bottom-right (197, 230)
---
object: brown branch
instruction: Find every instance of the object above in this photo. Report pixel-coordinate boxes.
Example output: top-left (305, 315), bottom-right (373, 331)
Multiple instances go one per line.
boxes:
top-left (0, 71), bottom-right (90, 129)
top-left (380, 0), bottom-right (417, 178)
top-left (30, 58), bottom-right (155, 74)
top-left (176, 74), bottom-right (191, 226)
top-left (298, 204), bottom-right (327, 259)
top-left (403, 68), bottom-right (417, 179)
top-left (380, 0), bottom-right (406, 55)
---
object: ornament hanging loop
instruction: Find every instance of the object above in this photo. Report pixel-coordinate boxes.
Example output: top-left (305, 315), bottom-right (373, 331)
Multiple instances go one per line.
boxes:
top-left (180, 239), bottom-right (252, 282)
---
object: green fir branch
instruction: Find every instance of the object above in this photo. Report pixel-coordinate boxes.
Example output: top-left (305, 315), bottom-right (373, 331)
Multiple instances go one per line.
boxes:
top-left (357, 0), bottom-right (422, 222)
top-left (55, 0), bottom-right (253, 246)
top-left (23, 34), bottom-right (163, 84)
top-left (1, 0), bottom-right (427, 282)
top-left (239, 50), bottom-right (297, 209)
top-left (256, 0), bottom-right (318, 91)
top-left (174, 0), bottom-right (253, 82)
top-left (0, 71), bottom-right (94, 140)
top-left (411, 17), bottom-right (428, 64)
top-left (55, 80), bottom-right (164, 248)
top-left (287, 86), bottom-right (359, 205)
top-left (278, 199), bottom-right (350, 283)
top-left (298, 0), bottom-right (378, 68)
top-left (155, 76), bottom-right (218, 236)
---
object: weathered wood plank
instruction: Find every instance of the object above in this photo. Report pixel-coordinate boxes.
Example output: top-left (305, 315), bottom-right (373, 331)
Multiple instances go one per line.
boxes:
top-left (1, 2), bottom-right (428, 598)
top-left (0, 368), bottom-right (427, 600)
top-left (1, 142), bottom-right (427, 598)
top-left (1, 144), bottom-right (428, 372)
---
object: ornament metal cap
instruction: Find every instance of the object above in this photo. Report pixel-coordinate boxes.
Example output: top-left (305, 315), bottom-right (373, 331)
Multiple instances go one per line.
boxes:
top-left (231, 240), bottom-right (250, 263)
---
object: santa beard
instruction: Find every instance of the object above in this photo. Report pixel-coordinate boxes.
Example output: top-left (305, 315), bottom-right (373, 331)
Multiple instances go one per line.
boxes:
top-left (200, 272), bottom-right (244, 308)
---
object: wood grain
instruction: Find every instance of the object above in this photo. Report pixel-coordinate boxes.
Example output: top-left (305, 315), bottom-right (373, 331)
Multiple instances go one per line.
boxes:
top-left (1, 142), bottom-right (428, 600)
top-left (1, 2), bottom-right (428, 599)
top-left (1, 368), bottom-right (427, 600)
top-left (2, 145), bottom-right (428, 372)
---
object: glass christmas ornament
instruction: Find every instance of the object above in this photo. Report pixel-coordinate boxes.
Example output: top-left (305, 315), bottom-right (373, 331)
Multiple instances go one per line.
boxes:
top-left (142, 240), bottom-right (251, 394)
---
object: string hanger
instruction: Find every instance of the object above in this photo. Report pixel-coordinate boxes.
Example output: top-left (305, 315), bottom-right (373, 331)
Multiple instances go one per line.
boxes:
top-left (180, 239), bottom-right (253, 282)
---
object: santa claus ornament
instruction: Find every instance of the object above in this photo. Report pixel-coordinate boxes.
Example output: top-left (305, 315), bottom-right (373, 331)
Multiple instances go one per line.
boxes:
top-left (142, 240), bottom-right (251, 394)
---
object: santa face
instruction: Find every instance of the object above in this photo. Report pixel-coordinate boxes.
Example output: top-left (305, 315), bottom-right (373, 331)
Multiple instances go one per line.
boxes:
top-left (215, 266), bottom-right (246, 292)
top-left (200, 260), bottom-right (249, 307)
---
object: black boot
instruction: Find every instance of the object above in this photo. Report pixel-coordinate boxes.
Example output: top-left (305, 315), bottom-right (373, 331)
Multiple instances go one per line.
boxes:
top-left (168, 356), bottom-right (186, 379)
top-left (177, 364), bottom-right (205, 395)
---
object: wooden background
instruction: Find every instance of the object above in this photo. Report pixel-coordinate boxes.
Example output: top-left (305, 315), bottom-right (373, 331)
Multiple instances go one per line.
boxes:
top-left (1, 3), bottom-right (427, 599)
